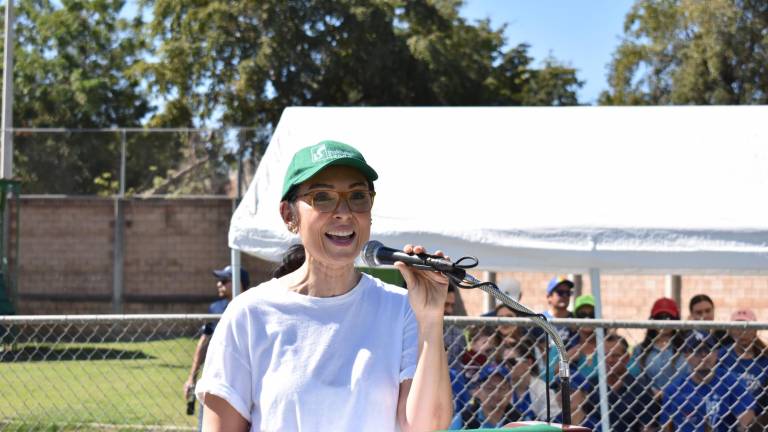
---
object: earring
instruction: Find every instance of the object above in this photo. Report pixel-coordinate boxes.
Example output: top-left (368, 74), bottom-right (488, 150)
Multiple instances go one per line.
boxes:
top-left (287, 221), bottom-right (298, 233)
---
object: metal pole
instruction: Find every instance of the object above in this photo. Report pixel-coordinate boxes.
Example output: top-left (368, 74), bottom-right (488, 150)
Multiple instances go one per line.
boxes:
top-left (665, 274), bottom-right (682, 308)
top-left (1, 0), bottom-right (14, 179)
top-left (231, 248), bottom-right (241, 297)
top-left (119, 129), bottom-right (126, 196)
top-left (483, 271), bottom-right (496, 313)
top-left (111, 130), bottom-right (126, 313)
top-left (590, 268), bottom-right (610, 432)
top-left (570, 273), bottom-right (583, 297)
top-left (236, 128), bottom-right (244, 201)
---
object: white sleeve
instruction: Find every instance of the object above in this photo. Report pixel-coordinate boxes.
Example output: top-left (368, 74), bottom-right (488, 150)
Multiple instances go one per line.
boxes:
top-left (195, 303), bottom-right (254, 421)
top-left (399, 300), bottom-right (419, 382)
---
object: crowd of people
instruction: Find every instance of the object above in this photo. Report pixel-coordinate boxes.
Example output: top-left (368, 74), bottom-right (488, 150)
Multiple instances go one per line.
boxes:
top-left (444, 276), bottom-right (768, 431)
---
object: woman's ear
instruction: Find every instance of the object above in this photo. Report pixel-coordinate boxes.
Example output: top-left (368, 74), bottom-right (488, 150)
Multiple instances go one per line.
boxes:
top-left (279, 201), bottom-right (298, 233)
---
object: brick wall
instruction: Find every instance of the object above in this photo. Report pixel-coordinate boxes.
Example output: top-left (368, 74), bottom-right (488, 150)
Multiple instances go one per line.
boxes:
top-left (459, 271), bottom-right (768, 343)
top-left (10, 196), bottom-right (768, 319)
top-left (459, 272), bottom-right (768, 321)
top-left (13, 196), bottom-right (273, 314)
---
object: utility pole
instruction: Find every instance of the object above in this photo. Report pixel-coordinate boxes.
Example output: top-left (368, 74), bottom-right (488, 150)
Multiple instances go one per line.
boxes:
top-left (1, 0), bottom-right (14, 178)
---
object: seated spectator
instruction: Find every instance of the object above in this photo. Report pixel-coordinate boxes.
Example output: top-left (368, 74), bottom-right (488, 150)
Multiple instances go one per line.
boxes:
top-left (494, 304), bottom-right (547, 375)
top-left (628, 297), bottom-right (688, 397)
top-left (450, 365), bottom-right (520, 429)
top-left (688, 293), bottom-right (727, 348)
top-left (462, 326), bottom-right (497, 372)
top-left (502, 339), bottom-right (561, 422)
top-left (662, 337), bottom-right (755, 431)
top-left (571, 334), bottom-right (660, 431)
top-left (444, 283), bottom-right (467, 369)
top-left (718, 309), bottom-right (768, 430)
top-left (545, 295), bottom-right (598, 382)
top-left (450, 325), bottom-right (496, 414)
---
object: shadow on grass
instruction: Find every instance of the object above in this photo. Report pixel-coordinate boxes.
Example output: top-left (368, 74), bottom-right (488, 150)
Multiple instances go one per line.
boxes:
top-left (0, 346), bottom-right (154, 362)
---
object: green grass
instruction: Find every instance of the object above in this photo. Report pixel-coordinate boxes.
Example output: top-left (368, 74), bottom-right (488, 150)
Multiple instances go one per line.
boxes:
top-left (0, 338), bottom-right (199, 430)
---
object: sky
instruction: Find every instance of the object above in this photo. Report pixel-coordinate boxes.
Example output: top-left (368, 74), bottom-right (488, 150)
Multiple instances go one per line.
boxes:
top-left (460, 0), bottom-right (636, 105)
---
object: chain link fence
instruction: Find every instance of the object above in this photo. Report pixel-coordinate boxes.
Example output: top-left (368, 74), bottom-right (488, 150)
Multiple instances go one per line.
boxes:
top-left (2, 315), bottom-right (768, 430)
top-left (0, 315), bottom-right (211, 431)
top-left (445, 317), bottom-right (768, 431)
top-left (12, 128), bottom-right (269, 197)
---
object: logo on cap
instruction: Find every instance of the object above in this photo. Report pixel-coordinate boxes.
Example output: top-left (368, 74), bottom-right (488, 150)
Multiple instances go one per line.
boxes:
top-left (310, 143), bottom-right (354, 162)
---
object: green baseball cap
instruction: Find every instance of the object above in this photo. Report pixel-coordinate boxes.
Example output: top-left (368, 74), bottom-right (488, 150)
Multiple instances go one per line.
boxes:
top-left (574, 294), bottom-right (595, 313)
top-left (281, 140), bottom-right (378, 200)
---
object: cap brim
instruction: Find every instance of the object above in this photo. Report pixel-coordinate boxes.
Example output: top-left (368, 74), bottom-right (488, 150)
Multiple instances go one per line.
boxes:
top-left (212, 270), bottom-right (230, 280)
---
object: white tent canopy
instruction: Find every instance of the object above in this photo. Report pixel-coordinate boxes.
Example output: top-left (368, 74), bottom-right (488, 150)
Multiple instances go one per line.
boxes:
top-left (230, 106), bottom-right (768, 275)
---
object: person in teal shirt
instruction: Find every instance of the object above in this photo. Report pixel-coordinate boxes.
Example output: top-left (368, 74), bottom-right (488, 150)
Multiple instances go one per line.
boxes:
top-left (628, 297), bottom-right (688, 398)
top-left (544, 295), bottom-right (598, 385)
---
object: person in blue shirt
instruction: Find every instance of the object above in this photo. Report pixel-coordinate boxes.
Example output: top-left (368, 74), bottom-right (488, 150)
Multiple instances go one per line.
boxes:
top-left (450, 365), bottom-right (520, 429)
top-left (183, 265), bottom-right (250, 430)
top-left (541, 276), bottom-right (576, 345)
top-left (628, 297), bottom-right (688, 398)
top-left (571, 334), bottom-right (660, 432)
top-left (718, 309), bottom-right (768, 430)
top-left (688, 294), bottom-right (727, 347)
top-left (661, 337), bottom-right (756, 431)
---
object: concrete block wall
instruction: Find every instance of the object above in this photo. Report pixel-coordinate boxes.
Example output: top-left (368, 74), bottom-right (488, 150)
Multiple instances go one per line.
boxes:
top-left (14, 196), bottom-right (273, 315)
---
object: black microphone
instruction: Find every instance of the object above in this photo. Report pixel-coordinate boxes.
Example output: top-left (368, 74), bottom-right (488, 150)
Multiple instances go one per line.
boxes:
top-left (361, 240), bottom-right (467, 280)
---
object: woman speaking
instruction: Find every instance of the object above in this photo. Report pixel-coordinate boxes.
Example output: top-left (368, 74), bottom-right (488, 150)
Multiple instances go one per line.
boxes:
top-left (196, 140), bottom-right (453, 431)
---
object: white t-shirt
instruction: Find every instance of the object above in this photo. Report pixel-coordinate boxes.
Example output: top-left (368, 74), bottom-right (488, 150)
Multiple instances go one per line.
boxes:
top-left (196, 273), bottom-right (419, 432)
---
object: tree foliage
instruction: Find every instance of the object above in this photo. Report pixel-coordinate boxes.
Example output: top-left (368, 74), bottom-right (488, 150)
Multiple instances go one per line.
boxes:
top-left (601, 0), bottom-right (768, 105)
top-left (1, 0), bottom-right (154, 194)
top-left (136, 0), bottom-right (583, 130)
top-left (2, 0), bottom-right (584, 194)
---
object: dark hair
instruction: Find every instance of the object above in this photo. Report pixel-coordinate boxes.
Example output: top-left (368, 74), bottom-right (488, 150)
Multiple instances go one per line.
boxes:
top-left (272, 244), bottom-right (306, 278)
top-left (636, 326), bottom-right (687, 370)
top-left (688, 294), bottom-right (715, 313)
top-left (605, 333), bottom-right (629, 354)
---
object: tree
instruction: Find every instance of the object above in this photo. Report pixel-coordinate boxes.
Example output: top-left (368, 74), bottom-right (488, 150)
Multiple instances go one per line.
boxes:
top-left (601, 0), bottom-right (768, 105)
top-left (1, 0), bottom-right (154, 194)
top-left (136, 0), bottom-right (583, 132)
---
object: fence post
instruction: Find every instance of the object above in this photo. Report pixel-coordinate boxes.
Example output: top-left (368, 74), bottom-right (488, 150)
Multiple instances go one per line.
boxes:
top-left (111, 130), bottom-right (126, 313)
top-left (590, 268), bottom-right (611, 432)
top-left (665, 274), bottom-right (682, 308)
top-left (483, 271), bottom-right (497, 313)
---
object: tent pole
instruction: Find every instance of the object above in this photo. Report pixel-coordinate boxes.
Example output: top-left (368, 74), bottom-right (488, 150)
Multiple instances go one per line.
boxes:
top-left (231, 248), bottom-right (242, 297)
top-left (665, 275), bottom-right (682, 308)
top-left (483, 271), bottom-right (496, 313)
top-left (590, 268), bottom-right (610, 432)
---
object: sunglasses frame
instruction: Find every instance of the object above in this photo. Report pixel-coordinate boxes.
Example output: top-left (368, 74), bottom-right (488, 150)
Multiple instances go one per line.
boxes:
top-left (298, 189), bottom-right (376, 213)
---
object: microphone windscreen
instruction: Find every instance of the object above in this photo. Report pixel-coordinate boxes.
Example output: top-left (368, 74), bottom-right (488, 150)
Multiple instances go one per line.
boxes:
top-left (361, 240), bottom-right (383, 267)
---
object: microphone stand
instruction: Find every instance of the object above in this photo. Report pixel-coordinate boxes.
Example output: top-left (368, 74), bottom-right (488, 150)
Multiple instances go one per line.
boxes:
top-left (462, 273), bottom-right (572, 426)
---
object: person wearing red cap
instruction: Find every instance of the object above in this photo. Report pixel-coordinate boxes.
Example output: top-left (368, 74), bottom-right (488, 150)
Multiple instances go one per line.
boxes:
top-left (628, 297), bottom-right (689, 397)
top-left (718, 308), bottom-right (768, 430)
